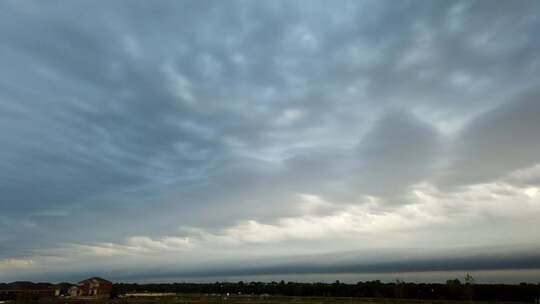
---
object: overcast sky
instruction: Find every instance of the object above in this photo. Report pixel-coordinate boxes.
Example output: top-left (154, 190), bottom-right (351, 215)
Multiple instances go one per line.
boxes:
top-left (1, 0), bottom-right (540, 283)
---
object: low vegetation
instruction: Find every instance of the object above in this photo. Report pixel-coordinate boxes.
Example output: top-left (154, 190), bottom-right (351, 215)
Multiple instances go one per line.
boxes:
top-left (112, 279), bottom-right (540, 303)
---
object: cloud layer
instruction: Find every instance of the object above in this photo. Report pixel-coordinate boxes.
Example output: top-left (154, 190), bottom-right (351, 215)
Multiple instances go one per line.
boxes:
top-left (1, 0), bottom-right (540, 282)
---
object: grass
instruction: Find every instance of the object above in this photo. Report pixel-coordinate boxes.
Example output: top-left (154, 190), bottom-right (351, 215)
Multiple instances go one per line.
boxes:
top-left (6, 294), bottom-right (532, 304)
top-left (113, 294), bottom-right (531, 304)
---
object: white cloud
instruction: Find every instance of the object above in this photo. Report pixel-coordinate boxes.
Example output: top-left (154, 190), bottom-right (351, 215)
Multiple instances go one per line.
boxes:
top-left (524, 187), bottom-right (538, 198)
top-left (0, 258), bottom-right (35, 269)
top-left (162, 64), bottom-right (196, 105)
top-left (127, 236), bottom-right (193, 251)
top-left (272, 109), bottom-right (304, 126)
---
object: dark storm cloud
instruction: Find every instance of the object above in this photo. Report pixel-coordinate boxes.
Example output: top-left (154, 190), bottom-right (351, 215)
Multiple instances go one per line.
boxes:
top-left (77, 248), bottom-right (540, 281)
top-left (1, 0), bottom-right (540, 281)
top-left (440, 88), bottom-right (540, 186)
top-left (354, 109), bottom-right (441, 197)
top-left (153, 254), bottom-right (540, 279)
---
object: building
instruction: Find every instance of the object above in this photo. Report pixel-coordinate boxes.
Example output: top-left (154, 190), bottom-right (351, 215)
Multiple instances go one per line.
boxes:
top-left (68, 277), bottom-right (112, 299)
top-left (54, 282), bottom-right (75, 297)
top-left (0, 282), bottom-right (57, 301)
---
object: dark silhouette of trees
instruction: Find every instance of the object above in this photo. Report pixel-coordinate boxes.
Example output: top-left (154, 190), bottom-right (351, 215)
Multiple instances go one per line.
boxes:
top-left (111, 278), bottom-right (540, 302)
top-left (464, 273), bottom-right (475, 301)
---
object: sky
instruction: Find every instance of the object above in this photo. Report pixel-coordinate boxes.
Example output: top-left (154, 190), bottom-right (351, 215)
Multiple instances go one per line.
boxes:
top-left (1, 0), bottom-right (540, 284)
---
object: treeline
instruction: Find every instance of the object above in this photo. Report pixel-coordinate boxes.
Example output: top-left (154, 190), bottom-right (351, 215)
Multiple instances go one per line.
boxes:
top-left (113, 279), bottom-right (540, 302)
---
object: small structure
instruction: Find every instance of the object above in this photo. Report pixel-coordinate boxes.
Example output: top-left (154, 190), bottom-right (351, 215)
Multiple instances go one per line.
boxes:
top-left (54, 283), bottom-right (75, 297)
top-left (0, 282), bottom-right (57, 301)
top-left (68, 285), bottom-right (80, 297)
top-left (68, 277), bottom-right (112, 299)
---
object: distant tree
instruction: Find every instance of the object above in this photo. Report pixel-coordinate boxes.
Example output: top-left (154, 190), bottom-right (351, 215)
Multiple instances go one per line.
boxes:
top-left (109, 278), bottom-right (539, 302)
top-left (446, 278), bottom-right (462, 300)
top-left (464, 273), bottom-right (475, 301)
top-left (393, 279), bottom-right (405, 298)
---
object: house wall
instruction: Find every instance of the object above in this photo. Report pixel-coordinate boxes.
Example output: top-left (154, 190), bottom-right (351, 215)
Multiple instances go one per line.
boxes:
top-left (77, 279), bottom-right (112, 297)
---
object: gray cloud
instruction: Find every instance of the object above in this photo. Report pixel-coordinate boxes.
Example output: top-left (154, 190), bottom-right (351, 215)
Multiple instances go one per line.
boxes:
top-left (124, 252), bottom-right (540, 280)
top-left (440, 88), bottom-right (540, 186)
top-left (1, 0), bottom-right (540, 282)
top-left (354, 109), bottom-right (441, 197)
